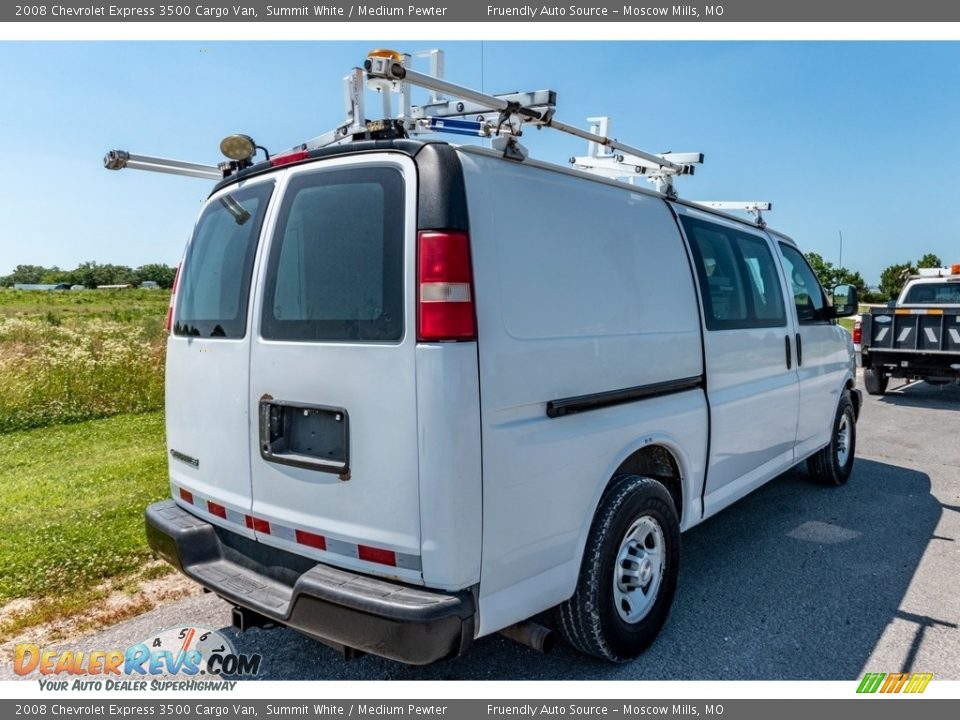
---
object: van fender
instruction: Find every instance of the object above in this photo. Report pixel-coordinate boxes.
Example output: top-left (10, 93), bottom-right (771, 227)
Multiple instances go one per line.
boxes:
top-left (841, 369), bottom-right (861, 419)
top-left (563, 434), bottom-right (699, 603)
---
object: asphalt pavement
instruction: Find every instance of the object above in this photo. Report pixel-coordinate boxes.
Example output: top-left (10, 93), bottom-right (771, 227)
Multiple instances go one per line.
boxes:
top-left (7, 378), bottom-right (959, 681)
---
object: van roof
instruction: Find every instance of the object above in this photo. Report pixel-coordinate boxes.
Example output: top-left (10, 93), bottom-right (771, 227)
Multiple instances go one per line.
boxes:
top-left (214, 137), bottom-right (788, 239)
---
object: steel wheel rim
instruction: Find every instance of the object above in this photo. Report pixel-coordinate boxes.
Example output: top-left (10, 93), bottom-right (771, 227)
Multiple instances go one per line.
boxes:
top-left (613, 515), bottom-right (665, 623)
top-left (836, 413), bottom-right (851, 466)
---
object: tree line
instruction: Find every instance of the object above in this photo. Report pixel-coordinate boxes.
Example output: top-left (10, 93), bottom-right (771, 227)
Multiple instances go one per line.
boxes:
top-left (1, 252), bottom-right (948, 300)
top-left (0, 262), bottom-right (176, 289)
top-left (804, 252), bottom-right (942, 304)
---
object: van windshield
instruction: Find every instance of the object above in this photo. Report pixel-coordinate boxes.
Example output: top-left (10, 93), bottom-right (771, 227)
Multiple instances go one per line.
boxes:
top-left (903, 281), bottom-right (960, 305)
top-left (174, 183), bottom-right (274, 338)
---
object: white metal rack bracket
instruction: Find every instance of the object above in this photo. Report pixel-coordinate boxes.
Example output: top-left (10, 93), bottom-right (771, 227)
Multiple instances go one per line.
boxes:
top-left (693, 201), bottom-right (773, 228)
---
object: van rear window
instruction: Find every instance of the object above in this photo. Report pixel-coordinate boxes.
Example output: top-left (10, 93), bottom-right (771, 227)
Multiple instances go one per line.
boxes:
top-left (260, 167), bottom-right (405, 342)
top-left (174, 183), bottom-right (274, 338)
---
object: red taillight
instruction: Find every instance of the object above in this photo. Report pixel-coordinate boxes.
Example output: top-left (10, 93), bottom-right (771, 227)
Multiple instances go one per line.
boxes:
top-left (853, 320), bottom-right (862, 345)
top-left (165, 262), bottom-right (180, 334)
top-left (270, 150), bottom-right (309, 168)
top-left (417, 230), bottom-right (476, 341)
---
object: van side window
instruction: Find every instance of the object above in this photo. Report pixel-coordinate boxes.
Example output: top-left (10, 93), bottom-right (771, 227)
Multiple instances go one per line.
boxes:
top-left (778, 243), bottom-right (827, 323)
top-left (261, 167), bottom-right (405, 342)
top-left (175, 183), bottom-right (274, 338)
top-left (680, 216), bottom-right (787, 331)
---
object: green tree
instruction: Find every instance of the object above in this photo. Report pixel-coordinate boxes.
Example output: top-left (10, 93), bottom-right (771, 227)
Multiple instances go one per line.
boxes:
top-left (834, 268), bottom-right (868, 297)
top-left (804, 252), bottom-right (836, 289)
top-left (3, 264), bottom-right (48, 286)
top-left (68, 261), bottom-right (137, 288)
top-left (917, 253), bottom-right (942, 269)
top-left (803, 252), bottom-right (868, 296)
top-left (879, 262), bottom-right (915, 300)
top-left (39, 267), bottom-right (71, 284)
top-left (135, 263), bottom-right (176, 289)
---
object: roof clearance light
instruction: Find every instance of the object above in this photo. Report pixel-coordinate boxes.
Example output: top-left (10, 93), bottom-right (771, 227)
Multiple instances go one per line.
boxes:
top-left (952, 264), bottom-right (960, 275)
top-left (220, 134), bottom-right (257, 162)
top-left (367, 48), bottom-right (404, 61)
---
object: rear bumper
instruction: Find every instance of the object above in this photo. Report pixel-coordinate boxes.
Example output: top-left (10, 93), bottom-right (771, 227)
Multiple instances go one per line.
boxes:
top-left (145, 500), bottom-right (475, 665)
top-left (862, 349), bottom-right (960, 380)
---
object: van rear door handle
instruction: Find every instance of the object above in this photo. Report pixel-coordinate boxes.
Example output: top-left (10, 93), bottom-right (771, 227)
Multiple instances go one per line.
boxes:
top-left (785, 335), bottom-right (792, 370)
top-left (796, 333), bottom-right (803, 366)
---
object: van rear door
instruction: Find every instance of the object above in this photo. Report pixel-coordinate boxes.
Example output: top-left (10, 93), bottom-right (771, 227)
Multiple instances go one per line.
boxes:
top-left (246, 154), bottom-right (424, 584)
top-left (166, 180), bottom-right (274, 535)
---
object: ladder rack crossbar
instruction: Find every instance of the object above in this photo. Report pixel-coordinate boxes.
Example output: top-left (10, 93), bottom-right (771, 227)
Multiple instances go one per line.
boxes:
top-left (375, 60), bottom-right (683, 173)
top-left (408, 90), bottom-right (556, 122)
top-left (103, 150), bottom-right (221, 180)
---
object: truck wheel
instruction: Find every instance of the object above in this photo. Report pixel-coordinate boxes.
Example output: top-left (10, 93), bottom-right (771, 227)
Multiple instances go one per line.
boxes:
top-left (808, 394), bottom-right (857, 486)
top-left (557, 475), bottom-right (680, 662)
top-left (863, 367), bottom-right (888, 395)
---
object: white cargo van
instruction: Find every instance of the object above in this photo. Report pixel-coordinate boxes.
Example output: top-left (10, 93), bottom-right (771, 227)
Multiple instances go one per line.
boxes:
top-left (134, 51), bottom-right (861, 665)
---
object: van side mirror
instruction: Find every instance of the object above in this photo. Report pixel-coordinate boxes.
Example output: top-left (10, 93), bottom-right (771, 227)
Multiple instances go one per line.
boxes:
top-left (832, 284), bottom-right (858, 318)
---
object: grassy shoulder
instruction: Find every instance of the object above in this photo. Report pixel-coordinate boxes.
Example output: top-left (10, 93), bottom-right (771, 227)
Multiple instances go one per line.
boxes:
top-left (0, 412), bottom-right (172, 638)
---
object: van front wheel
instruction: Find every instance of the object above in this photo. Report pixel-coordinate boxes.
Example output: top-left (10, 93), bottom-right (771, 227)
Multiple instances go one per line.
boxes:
top-left (808, 393), bottom-right (857, 486)
top-left (557, 475), bottom-right (680, 662)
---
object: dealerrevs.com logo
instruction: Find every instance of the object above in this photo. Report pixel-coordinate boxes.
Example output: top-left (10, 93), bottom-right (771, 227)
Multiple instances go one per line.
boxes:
top-left (857, 672), bottom-right (933, 694)
top-left (13, 626), bottom-right (262, 691)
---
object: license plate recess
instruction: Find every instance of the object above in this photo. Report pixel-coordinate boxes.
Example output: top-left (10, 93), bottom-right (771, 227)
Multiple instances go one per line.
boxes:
top-left (259, 398), bottom-right (350, 479)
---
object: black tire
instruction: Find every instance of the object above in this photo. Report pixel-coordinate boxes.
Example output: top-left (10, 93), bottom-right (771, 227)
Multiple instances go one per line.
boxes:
top-left (557, 475), bottom-right (680, 662)
top-left (863, 367), bottom-right (888, 396)
top-left (808, 393), bottom-right (857, 486)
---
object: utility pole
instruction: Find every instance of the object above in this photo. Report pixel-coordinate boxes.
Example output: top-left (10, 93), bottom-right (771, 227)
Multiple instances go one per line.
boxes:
top-left (838, 230), bottom-right (844, 270)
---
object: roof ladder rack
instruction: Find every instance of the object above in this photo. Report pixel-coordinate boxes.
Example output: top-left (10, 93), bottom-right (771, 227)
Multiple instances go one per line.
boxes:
top-left (102, 48), bottom-right (767, 208)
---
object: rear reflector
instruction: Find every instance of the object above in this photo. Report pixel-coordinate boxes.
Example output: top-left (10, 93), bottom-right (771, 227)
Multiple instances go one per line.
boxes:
top-left (270, 150), bottom-right (309, 168)
top-left (295, 529), bottom-right (327, 550)
top-left (179, 488), bottom-right (193, 504)
top-left (245, 516), bottom-right (271, 534)
top-left (207, 501), bottom-right (227, 519)
top-left (417, 230), bottom-right (476, 341)
top-left (357, 545), bottom-right (397, 567)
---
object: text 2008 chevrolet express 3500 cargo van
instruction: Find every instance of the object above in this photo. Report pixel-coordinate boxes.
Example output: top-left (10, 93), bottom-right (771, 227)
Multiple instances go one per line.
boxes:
top-left (113, 50), bottom-right (861, 665)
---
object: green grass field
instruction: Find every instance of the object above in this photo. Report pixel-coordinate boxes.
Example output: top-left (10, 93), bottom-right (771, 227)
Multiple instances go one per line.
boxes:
top-left (0, 289), bottom-right (172, 639)
top-left (0, 289), bottom-right (168, 433)
top-left (0, 413), bottom-right (170, 637)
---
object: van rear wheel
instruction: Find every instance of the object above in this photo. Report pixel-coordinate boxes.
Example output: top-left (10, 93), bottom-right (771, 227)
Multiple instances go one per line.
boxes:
top-left (557, 475), bottom-right (680, 662)
top-left (808, 393), bottom-right (857, 486)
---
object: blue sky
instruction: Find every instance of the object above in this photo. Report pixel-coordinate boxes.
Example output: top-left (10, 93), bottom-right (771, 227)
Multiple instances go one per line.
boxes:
top-left (0, 41), bottom-right (958, 285)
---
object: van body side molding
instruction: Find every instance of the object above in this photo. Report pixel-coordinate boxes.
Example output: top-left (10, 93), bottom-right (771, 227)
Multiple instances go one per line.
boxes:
top-left (546, 376), bottom-right (705, 419)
